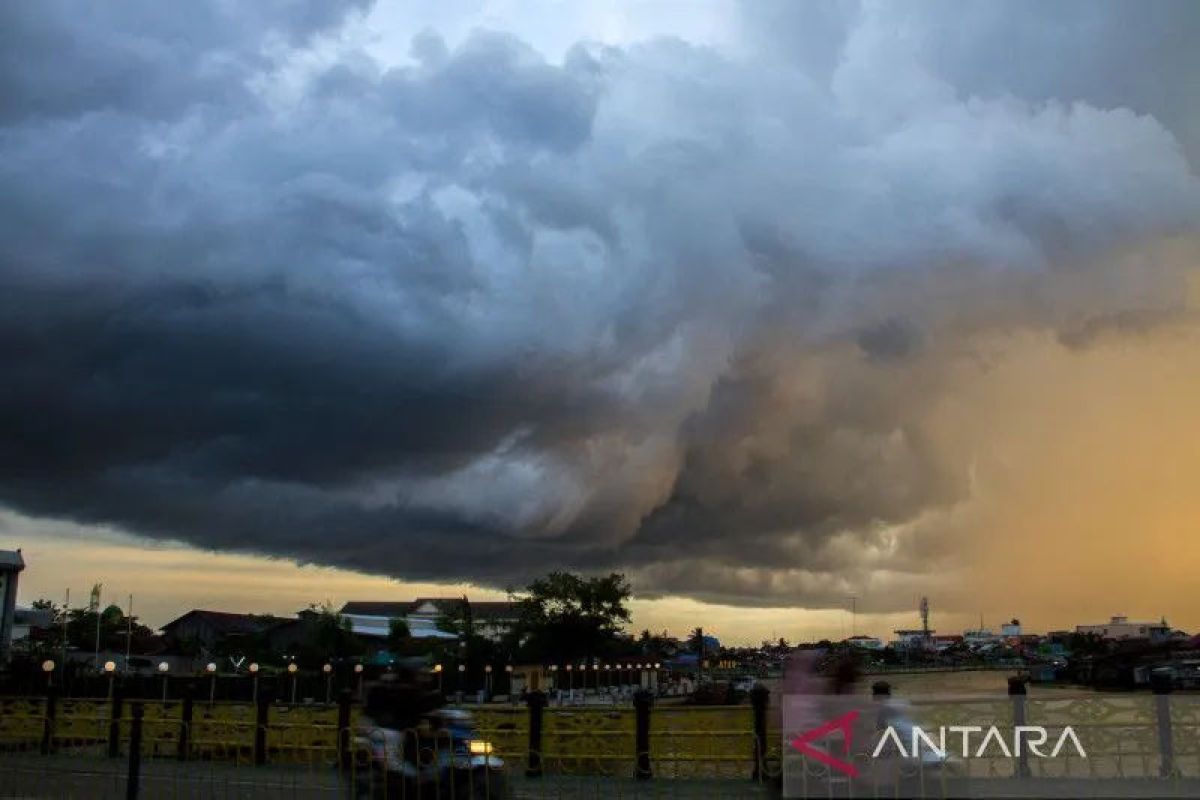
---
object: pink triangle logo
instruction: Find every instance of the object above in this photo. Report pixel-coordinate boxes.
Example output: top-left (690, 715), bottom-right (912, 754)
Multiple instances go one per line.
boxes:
top-left (789, 709), bottom-right (860, 777)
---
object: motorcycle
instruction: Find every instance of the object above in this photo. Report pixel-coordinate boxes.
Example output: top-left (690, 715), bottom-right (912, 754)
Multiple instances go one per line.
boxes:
top-left (353, 708), bottom-right (507, 799)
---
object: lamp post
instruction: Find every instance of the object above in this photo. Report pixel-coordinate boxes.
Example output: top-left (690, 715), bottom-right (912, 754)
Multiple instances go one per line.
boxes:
top-left (457, 663), bottom-right (466, 696)
top-left (323, 663), bottom-right (333, 704)
top-left (206, 662), bottom-right (217, 703)
top-left (288, 662), bottom-right (298, 705)
top-left (504, 664), bottom-right (513, 702)
top-left (484, 665), bottom-right (493, 700)
top-left (249, 663), bottom-right (259, 704)
top-left (433, 663), bottom-right (443, 693)
top-left (549, 665), bottom-right (558, 702)
top-left (104, 660), bottom-right (117, 698)
top-left (354, 663), bottom-right (364, 701)
top-left (566, 664), bottom-right (574, 700)
top-left (42, 659), bottom-right (55, 690)
top-left (158, 661), bottom-right (170, 702)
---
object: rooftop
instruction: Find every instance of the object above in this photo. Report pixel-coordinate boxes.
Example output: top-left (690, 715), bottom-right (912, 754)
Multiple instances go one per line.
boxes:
top-left (340, 599), bottom-right (519, 621)
top-left (160, 609), bottom-right (290, 637)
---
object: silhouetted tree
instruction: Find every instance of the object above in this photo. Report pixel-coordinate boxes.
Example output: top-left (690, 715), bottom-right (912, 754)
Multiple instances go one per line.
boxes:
top-left (513, 572), bottom-right (631, 663)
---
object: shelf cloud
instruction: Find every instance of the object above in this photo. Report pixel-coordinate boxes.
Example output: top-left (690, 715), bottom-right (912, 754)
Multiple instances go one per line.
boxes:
top-left (2, 1), bottom-right (1199, 614)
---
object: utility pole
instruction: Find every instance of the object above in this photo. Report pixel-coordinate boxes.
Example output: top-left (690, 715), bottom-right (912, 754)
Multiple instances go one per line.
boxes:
top-left (91, 583), bottom-right (102, 670)
top-left (848, 596), bottom-right (858, 637)
top-left (126, 594), bottom-right (134, 669)
top-left (61, 588), bottom-right (69, 683)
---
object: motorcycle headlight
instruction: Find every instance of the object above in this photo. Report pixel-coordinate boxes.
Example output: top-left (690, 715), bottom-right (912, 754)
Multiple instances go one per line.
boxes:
top-left (468, 739), bottom-right (495, 756)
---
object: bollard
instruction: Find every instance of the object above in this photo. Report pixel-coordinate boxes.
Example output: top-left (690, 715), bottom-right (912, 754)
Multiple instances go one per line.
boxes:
top-left (1008, 677), bottom-right (1030, 779)
top-left (525, 690), bottom-right (547, 778)
top-left (634, 689), bottom-right (653, 780)
top-left (750, 683), bottom-right (770, 781)
top-left (126, 702), bottom-right (144, 800)
top-left (872, 681), bottom-right (892, 730)
top-left (1151, 671), bottom-right (1176, 778)
top-left (41, 686), bottom-right (58, 755)
top-left (177, 684), bottom-right (194, 761)
top-left (337, 689), bottom-right (353, 774)
top-left (108, 685), bottom-right (125, 759)
top-left (254, 691), bottom-right (271, 766)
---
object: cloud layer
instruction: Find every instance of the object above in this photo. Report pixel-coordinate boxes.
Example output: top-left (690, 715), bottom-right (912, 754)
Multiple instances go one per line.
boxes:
top-left (2, 1), bottom-right (1199, 613)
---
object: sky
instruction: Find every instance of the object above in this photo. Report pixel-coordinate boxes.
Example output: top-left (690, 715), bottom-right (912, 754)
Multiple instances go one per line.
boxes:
top-left (2, 1), bottom-right (1200, 645)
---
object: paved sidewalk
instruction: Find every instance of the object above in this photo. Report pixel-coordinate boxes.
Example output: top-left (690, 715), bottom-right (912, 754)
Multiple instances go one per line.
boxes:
top-left (5, 754), bottom-right (1200, 799)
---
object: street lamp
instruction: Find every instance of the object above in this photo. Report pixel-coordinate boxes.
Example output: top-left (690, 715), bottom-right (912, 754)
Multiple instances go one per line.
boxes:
top-left (354, 663), bottom-right (364, 701)
top-left (206, 662), bottom-right (218, 703)
top-left (41, 659), bottom-right (54, 690)
top-left (287, 662), bottom-right (298, 705)
top-left (484, 664), bottom-right (493, 699)
top-left (104, 660), bottom-right (117, 698)
top-left (323, 663), bottom-right (333, 704)
top-left (249, 662), bottom-right (259, 704)
top-left (433, 663), bottom-right (443, 693)
top-left (158, 661), bottom-right (170, 702)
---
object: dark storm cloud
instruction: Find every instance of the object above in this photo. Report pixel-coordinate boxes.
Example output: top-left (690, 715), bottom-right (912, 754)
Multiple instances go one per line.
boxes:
top-left (2, 0), bottom-right (1200, 612)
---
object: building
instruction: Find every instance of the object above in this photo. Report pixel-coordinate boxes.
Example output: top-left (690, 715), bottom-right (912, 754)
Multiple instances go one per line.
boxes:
top-left (963, 629), bottom-right (1001, 649)
top-left (406, 598), bottom-right (521, 641)
top-left (339, 598), bottom-right (520, 643)
top-left (338, 601), bottom-right (456, 641)
top-left (932, 634), bottom-right (964, 652)
top-left (263, 609), bottom-right (325, 653)
top-left (1076, 615), bottom-right (1172, 643)
top-left (0, 550), bottom-right (25, 664)
top-left (893, 629), bottom-right (935, 649)
top-left (844, 635), bottom-right (884, 650)
top-left (12, 607), bottom-right (55, 643)
top-left (160, 609), bottom-right (290, 649)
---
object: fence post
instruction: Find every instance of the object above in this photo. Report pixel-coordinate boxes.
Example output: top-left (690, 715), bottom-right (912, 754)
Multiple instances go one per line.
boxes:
top-left (126, 702), bottom-right (144, 800)
top-left (337, 689), bottom-right (353, 774)
top-left (177, 684), bottom-right (194, 761)
top-left (634, 688), bottom-right (653, 780)
top-left (1008, 676), bottom-right (1029, 779)
top-left (525, 690), bottom-right (547, 778)
top-left (41, 686), bottom-right (58, 755)
top-left (108, 685), bottom-right (125, 758)
top-left (254, 689), bottom-right (271, 766)
top-left (751, 683), bottom-right (770, 781)
top-left (1152, 671), bottom-right (1176, 778)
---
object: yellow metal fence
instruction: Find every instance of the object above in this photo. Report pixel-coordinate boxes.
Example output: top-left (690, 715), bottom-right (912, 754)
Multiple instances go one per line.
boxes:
top-left (4, 692), bottom-right (1199, 783)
